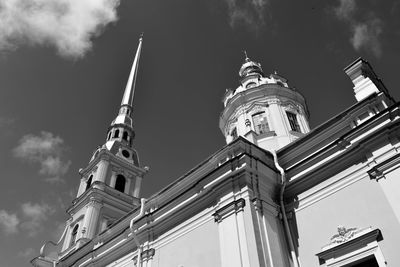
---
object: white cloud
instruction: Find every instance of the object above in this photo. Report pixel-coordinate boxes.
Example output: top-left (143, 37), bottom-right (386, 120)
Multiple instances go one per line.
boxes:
top-left (332, 0), bottom-right (383, 57)
top-left (20, 202), bottom-right (55, 236)
top-left (13, 131), bottom-right (71, 182)
top-left (334, 0), bottom-right (356, 21)
top-left (0, 209), bottom-right (20, 234)
top-left (223, 0), bottom-right (269, 31)
top-left (18, 247), bottom-right (36, 258)
top-left (0, 0), bottom-right (121, 59)
top-left (351, 19), bottom-right (383, 58)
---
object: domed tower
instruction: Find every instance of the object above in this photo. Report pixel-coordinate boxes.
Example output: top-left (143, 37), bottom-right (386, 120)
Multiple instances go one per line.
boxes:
top-left (60, 36), bottom-right (148, 252)
top-left (219, 54), bottom-right (310, 151)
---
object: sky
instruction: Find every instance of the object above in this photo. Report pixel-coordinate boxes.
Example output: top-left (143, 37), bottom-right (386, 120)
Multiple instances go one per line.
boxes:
top-left (0, 0), bottom-right (399, 266)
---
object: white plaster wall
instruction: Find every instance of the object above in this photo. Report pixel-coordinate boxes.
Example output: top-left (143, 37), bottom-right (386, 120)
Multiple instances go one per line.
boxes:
top-left (295, 176), bottom-right (400, 266)
top-left (152, 220), bottom-right (221, 267)
top-left (377, 167), bottom-right (400, 224)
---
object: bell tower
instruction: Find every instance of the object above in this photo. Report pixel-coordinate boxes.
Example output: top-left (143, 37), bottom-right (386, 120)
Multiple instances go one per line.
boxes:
top-left (219, 54), bottom-right (310, 151)
top-left (61, 36), bottom-right (147, 252)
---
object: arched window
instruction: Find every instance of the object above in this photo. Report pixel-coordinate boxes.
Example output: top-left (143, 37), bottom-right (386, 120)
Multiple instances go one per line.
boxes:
top-left (70, 224), bottom-right (79, 247)
top-left (115, 175), bottom-right (126, 193)
top-left (85, 175), bottom-right (93, 191)
top-left (114, 129), bottom-right (120, 138)
top-left (107, 132), bottom-right (111, 140)
top-left (122, 131), bottom-right (128, 141)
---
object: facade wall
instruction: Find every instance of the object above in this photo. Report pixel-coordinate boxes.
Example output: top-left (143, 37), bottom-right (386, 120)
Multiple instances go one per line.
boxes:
top-left (295, 172), bottom-right (400, 266)
top-left (152, 219), bottom-right (221, 267)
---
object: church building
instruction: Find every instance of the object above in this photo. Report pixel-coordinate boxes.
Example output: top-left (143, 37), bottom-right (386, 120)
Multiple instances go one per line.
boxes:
top-left (32, 36), bottom-right (400, 267)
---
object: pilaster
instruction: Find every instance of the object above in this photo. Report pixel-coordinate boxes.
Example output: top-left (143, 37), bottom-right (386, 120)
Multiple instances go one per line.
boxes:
top-left (82, 198), bottom-right (103, 239)
top-left (96, 159), bottom-right (109, 183)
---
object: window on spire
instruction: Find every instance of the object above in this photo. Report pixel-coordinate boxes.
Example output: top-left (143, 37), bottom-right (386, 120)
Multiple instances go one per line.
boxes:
top-left (252, 112), bottom-right (270, 134)
top-left (114, 129), bottom-right (120, 138)
top-left (115, 175), bottom-right (126, 193)
top-left (70, 224), bottom-right (79, 247)
top-left (107, 132), bottom-right (111, 140)
top-left (286, 111), bottom-right (301, 132)
top-left (85, 175), bottom-right (93, 191)
top-left (123, 131), bottom-right (128, 141)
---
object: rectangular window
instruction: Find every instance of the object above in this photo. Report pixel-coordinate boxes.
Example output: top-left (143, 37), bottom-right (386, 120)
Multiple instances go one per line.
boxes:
top-left (286, 111), bottom-right (301, 132)
top-left (252, 112), bottom-right (270, 134)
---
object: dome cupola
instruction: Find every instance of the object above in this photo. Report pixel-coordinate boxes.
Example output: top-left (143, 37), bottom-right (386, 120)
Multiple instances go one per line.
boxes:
top-left (239, 52), bottom-right (264, 79)
top-left (220, 54), bottom-right (310, 151)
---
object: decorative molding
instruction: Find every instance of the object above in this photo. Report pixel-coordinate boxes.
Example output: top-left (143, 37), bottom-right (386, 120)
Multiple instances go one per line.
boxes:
top-left (329, 226), bottom-right (362, 245)
top-left (252, 197), bottom-right (280, 217)
top-left (88, 197), bottom-right (103, 209)
top-left (213, 198), bottom-right (245, 223)
top-left (317, 227), bottom-right (384, 266)
top-left (368, 153), bottom-right (400, 181)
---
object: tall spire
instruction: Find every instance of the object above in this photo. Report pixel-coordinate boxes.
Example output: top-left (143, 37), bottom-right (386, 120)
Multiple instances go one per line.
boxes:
top-left (121, 34), bottom-right (143, 107)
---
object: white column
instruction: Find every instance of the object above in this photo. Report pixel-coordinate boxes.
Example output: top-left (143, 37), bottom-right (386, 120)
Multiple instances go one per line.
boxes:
top-left (125, 177), bottom-right (132, 195)
top-left (269, 102), bottom-right (287, 137)
top-left (81, 198), bottom-right (103, 239)
top-left (110, 172), bottom-right (117, 188)
top-left (215, 198), bottom-right (250, 267)
top-left (133, 176), bottom-right (142, 197)
top-left (96, 159), bottom-right (109, 183)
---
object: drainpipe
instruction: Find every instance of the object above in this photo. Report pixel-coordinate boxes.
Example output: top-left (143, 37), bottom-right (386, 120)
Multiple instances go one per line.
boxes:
top-left (130, 198), bottom-right (147, 267)
top-left (271, 150), bottom-right (300, 267)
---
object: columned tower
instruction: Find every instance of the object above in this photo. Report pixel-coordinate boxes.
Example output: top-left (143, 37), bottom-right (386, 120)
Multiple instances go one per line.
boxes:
top-left (61, 36), bottom-right (147, 252)
top-left (219, 55), bottom-right (310, 151)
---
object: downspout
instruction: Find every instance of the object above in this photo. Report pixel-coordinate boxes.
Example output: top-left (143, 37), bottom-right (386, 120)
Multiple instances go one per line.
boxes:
top-left (271, 150), bottom-right (300, 267)
top-left (129, 198), bottom-right (147, 267)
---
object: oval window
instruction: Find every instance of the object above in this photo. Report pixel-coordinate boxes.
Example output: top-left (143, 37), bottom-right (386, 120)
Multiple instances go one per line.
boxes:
top-left (122, 150), bottom-right (130, 158)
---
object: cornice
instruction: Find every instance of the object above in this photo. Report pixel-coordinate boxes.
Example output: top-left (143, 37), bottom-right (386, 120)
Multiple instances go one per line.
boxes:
top-left (284, 117), bottom-right (400, 198)
top-left (284, 102), bottom-right (400, 178)
top-left (67, 185), bottom-right (137, 215)
top-left (368, 152), bottom-right (400, 181)
top-left (278, 93), bottom-right (393, 168)
top-left (212, 198), bottom-right (245, 223)
top-left (80, 149), bottom-right (146, 178)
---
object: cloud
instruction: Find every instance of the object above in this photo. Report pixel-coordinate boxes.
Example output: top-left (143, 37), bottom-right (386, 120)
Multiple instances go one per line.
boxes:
top-left (0, 117), bottom-right (15, 128)
top-left (18, 247), bottom-right (36, 258)
top-left (0, 209), bottom-right (20, 234)
top-left (223, 0), bottom-right (269, 31)
top-left (332, 0), bottom-right (383, 57)
top-left (350, 19), bottom-right (383, 58)
top-left (20, 202), bottom-right (55, 236)
top-left (334, 0), bottom-right (356, 21)
top-left (13, 131), bottom-right (71, 182)
top-left (0, 0), bottom-right (121, 59)
top-left (0, 202), bottom-right (57, 237)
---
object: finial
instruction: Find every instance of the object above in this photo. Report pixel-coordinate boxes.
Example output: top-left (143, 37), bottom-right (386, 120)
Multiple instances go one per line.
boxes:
top-left (243, 50), bottom-right (250, 62)
top-left (274, 70), bottom-right (278, 75)
top-left (140, 32), bottom-right (144, 40)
